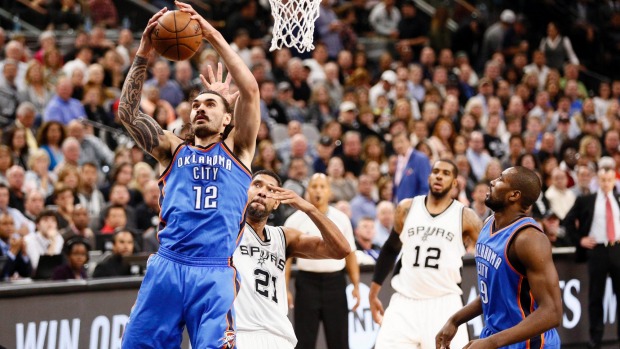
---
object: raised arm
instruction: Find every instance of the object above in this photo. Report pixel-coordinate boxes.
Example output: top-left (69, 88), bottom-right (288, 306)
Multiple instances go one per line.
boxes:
top-left (471, 228), bottom-right (562, 348)
top-left (369, 198), bottom-right (411, 324)
top-left (118, 8), bottom-right (175, 167)
top-left (267, 185), bottom-right (351, 259)
top-left (177, 1), bottom-right (260, 168)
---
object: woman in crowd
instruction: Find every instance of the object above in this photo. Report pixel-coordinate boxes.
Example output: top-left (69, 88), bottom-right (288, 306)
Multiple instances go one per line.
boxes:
top-left (51, 238), bottom-right (90, 280)
top-left (327, 156), bottom-right (356, 203)
top-left (24, 149), bottom-right (57, 197)
top-left (306, 83), bottom-right (336, 130)
top-left (4, 127), bottom-right (30, 169)
top-left (252, 139), bottom-right (283, 175)
top-left (19, 60), bottom-right (53, 119)
top-left (0, 145), bottom-right (13, 184)
top-left (37, 121), bottom-right (66, 171)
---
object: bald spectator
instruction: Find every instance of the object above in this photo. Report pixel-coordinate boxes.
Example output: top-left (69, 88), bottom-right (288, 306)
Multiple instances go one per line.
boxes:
top-left (6, 166), bottom-right (26, 213)
top-left (0, 59), bottom-right (20, 123)
top-left (350, 175), bottom-right (377, 227)
top-left (23, 189), bottom-right (45, 223)
top-left (0, 41), bottom-right (27, 90)
top-left (373, 201), bottom-right (395, 247)
top-left (60, 204), bottom-right (95, 249)
top-left (466, 131), bottom-right (492, 182)
top-left (145, 60), bottom-right (184, 107)
top-left (545, 168), bottom-right (577, 220)
top-left (66, 120), bottom-right (113, 169)
top-left (44, 78), bottom-right (87, 125)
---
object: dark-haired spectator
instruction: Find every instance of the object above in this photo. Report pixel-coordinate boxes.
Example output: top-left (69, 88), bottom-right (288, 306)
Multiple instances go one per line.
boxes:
top-left (135, 180), bottom-right (160, 252)
top-left (52, 184), bottom-right (75, 230)
top-left (470, 182), bottom-right (492, 220)
top-left (92, 229), bottom-right (135, 278)
top-left (145, 60), bottom-right (183, 108)
top-left (99, 204), bottom-right (127, 235)
top-left (0, 183), bottom-right (33, 236)
top-left (392, 131), bottom-right (431, 203)
top-left (77, 162), bottom-right (105, 229)
top-left (88, 0), bottom-right (119, 28)
top-left (539, 22), bottom-right (580, 71)
top-left (354, 216), bottom-right (381, 265)
top-left (466, 130), bottom-right (491, 182)
top-left (37, 121), bottom-right (66, 171)
top-left (0, 213), bottom-right (31, 281)
top-left (259, 80), bottom-right (287, 124)
top-left (25, 210), bottom-right (63, 270)
top-left (350, 175), bottom-right (377, 228)
top-left (286, 58), bottom-right (312, 107)
top-left (313, 136), bottom-right (335, 175)
top-left (49, 0), bottom-right (83, 30)
top-left (60, 204), bottom-right (95, 249)
top-left (51, 237), bottom-right (90, 280)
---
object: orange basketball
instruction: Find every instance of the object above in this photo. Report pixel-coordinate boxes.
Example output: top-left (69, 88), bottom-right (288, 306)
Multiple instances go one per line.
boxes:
top-left (151, 10), bottom-right (203, 61)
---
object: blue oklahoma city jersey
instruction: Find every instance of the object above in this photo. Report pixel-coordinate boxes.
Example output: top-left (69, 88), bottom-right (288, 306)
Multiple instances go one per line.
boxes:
top-left (158, 142), bottom-right (251, 258)
top-left (475, 217), bottom-right (560, 349)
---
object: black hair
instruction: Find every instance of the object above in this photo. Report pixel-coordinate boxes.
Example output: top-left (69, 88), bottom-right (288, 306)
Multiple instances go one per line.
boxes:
top-left (509, 166), bottom-right (542, 209)
top-left (184, 90), bottom-right (234, 143)
top-left (253, 170), bottom-right (282, 187)
top-left (434, 158), bottom-right (459, 178)
top-left (63, 236), bottom-right (91, 256)
top-left (36, 209), bottom-right (59, 224)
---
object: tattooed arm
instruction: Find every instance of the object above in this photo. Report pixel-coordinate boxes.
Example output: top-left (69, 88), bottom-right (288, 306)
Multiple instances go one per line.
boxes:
top-left (118, 8), bottom-right (177, 168)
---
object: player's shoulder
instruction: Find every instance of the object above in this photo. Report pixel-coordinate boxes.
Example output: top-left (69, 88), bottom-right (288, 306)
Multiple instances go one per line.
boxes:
top-left (283, 210), bottom-right (308, 227)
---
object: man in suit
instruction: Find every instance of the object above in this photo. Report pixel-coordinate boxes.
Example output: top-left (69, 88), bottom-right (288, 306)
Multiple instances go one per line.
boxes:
top-left (392, 131), bottom-right (431, 203)
top-left (564, 164), bottom-right (620, 349)
top-left (0, 213), bottom-right (31, 280)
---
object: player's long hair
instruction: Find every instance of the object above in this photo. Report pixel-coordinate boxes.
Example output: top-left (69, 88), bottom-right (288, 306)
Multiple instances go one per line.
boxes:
top-left (183, 90), bottom-right (234, 144)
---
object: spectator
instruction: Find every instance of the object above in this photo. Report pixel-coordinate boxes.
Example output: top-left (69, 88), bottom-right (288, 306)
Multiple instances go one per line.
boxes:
top-left (60, 204), bottom-right (95, 249)
top-left (369, 70), bottom-right (397, 108)
top-left (564, 165), bottom-right (620, 348)
top-left (540, 211), bottom-right (572, 248)
top-left (0, 59), bottom-right (20, 122)
top-left (92, 229), bottom-right (135, 278)
top-left (88, 0), bottom-right (119, 28)
top-left (315, 0), bottom-right (344, 59)
top-left (326, 156), bottom-right (356, 203)
top-left (470, 181), bottom-right (492, 221)
top-left (0, 183), bottom-right (33, 236)
top-left (98, 204), bottom-right (127, 235)
top-left (259, 80), bottom-right (287, 124)
top-left (37, 121), bottom-right (66, 171)
top-left (62, 46), bottom-right (92, 83)
top-left (392, 131), bottom-right (431, 202)
top-left (369, 0), bottom-right (400, 39)
top-left (66, 120), bottom-right (114, 170)
top-left (25, 209), bottom-right (63, 270)
top-left (339, 131), bottom-right (364, 178)
top-left (51, 237), bottom-right (90, 280)
top-left (539, 22), bottom-right (580, 71)
top-left (373, 200), bottom-right (394, 247)
top-left (252, 140), bottom-right (283, 175)
top-left (479, 9), bottom-right (515, 68)
top-left (6, 166), bottom-right (26, 213)
top-left (354, 216), bottom-right (381, 265)
top-left (76, 162), bottom-right (105, 229)
top-left (545, 168), bottom-right (577, 220)
top-left (0, 41), bottom-right (28, 91)
top-left (135, 180), bottom-right (160, 253)
top-left (3, 102), bottom-right (38, 154)
top-left (23, 189), bottom-right (45, 223)
top-left (145, 60), bottom-right (183, 108)
top-left (350, 175), bottom-right (377, 227)
top-left (313, 136), bottom-right (335, 175)
top-left (19, 61), bottom-right (53, 121)
top-left (0, 212), bottom-right (31, 281)
top-left (571, 164), bottom-right (595, 197)
top-left (43, 77), bottom-right (87, 125)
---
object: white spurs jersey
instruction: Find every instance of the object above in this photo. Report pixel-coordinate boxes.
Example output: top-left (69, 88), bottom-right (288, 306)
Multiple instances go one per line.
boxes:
top-left (234, 223), bottom-right (297, 346)
top-left (391, 195), bottom-right (466, 299)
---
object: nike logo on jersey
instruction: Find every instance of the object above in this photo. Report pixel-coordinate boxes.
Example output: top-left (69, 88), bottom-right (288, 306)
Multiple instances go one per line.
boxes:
top-left (238, 245), bottom-right (286, 271)
top-left (406, 226), bottom-right (455, 242)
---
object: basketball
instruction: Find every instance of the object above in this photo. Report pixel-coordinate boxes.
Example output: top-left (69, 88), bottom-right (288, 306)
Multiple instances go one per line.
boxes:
top-left (151, 10), bottom-right (202, 61)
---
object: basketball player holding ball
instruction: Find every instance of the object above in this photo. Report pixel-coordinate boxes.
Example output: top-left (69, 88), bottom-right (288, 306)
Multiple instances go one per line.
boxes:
top-left (119, 2), bottom-right (260, 348)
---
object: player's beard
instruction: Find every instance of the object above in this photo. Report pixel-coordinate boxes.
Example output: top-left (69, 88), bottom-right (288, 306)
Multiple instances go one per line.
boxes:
top-left (484, 194), bottom-right (504, 211)
top-left (193, 124), bottom-right (216, 139)
top-left (247, 202), bottom-right (271, 221)
top-left (429, 185), bottom-right (452, 200)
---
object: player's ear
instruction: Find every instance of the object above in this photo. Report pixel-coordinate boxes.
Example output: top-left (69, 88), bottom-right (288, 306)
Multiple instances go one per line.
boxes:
top-left (273, 199), bottom-right (280, 211)
top-left (223, 112), bottom-right (232, 126)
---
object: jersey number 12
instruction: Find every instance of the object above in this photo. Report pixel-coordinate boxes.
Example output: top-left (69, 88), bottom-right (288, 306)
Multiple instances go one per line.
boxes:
top-left (193, 185), bottom-right (218, 209)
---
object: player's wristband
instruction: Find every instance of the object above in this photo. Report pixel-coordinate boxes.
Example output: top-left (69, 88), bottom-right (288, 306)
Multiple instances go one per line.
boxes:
top-left (372, 229), bottom-right (402, 285)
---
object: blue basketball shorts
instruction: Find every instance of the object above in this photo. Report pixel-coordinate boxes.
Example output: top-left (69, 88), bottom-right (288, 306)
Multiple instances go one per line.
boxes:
top-left (121, 246), bottom-right (240, 349)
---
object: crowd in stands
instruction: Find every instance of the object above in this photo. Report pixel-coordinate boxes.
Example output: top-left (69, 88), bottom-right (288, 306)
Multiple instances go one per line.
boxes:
top-left (1, 0), bottom-right (620, 279)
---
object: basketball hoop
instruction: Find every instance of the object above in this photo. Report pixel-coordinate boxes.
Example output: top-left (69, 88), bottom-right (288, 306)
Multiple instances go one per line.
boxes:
top-left (268, 0), bottom-right (320, 53)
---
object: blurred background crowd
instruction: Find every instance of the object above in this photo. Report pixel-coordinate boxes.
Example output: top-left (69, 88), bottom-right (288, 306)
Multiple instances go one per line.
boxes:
top-left (1, 0), bottom-right (620, 279)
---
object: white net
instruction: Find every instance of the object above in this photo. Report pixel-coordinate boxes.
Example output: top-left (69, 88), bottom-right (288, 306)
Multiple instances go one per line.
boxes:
top-left (268, 0), bottom-right (321, 53)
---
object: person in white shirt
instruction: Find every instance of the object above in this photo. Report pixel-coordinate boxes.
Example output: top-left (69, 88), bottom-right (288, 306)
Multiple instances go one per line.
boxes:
top-left (235, 170), bottom-right (351, 348)
top-left (544, 168), bottom-right (576, 220)
top-left (284, 173), bottom-right (360, 349)
top-left (24, 209), bottom-right (63, 270)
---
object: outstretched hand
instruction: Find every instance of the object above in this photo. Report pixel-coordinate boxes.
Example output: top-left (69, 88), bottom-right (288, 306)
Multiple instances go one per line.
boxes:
top-left (199, 62), bottom-right (239, 107)
top-left (136, 7), bottom-right (169, 57)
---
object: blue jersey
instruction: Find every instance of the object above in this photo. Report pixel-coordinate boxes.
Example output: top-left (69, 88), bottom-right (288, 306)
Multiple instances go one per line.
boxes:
top-left (475, 216), bottom-right (560, 349)
top-left (157, 142), bottom-right (251, 258)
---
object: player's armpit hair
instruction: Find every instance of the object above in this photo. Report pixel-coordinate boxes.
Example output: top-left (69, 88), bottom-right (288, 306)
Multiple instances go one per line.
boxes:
top-left (372, 229), bottom-right (403, 285)
top-left (118, 56), bottom-right (165, 154)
